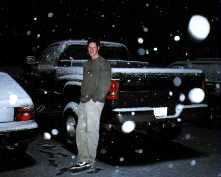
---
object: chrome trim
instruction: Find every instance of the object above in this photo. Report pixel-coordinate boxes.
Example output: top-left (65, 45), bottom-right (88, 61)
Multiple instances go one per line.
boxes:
top-left (113, 104), bottom-right (208, 119)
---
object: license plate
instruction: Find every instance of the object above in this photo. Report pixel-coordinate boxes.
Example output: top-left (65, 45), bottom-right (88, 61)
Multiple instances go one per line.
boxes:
top-left (153, 107), bottom-right (168, 118)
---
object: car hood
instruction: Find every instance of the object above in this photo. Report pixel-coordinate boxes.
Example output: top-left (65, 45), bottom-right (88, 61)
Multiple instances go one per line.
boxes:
top-left (0, 72), bottom-right (33, 107)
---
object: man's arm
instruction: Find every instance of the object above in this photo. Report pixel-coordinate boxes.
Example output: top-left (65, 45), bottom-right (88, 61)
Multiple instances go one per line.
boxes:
top-left (94, 61), bottom-right (111, 102)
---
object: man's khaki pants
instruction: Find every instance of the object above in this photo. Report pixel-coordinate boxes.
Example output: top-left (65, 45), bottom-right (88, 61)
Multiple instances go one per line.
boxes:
top-left (76, 99), bottom-right (104, 164)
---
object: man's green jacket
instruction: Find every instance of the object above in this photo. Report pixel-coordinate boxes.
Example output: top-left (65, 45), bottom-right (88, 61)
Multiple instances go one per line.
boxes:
top-left (80, 56), bottom-right (111, 103)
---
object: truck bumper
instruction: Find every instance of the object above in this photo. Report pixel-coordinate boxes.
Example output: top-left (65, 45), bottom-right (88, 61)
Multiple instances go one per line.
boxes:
top-left (101, 103), bottom-right (208, 133)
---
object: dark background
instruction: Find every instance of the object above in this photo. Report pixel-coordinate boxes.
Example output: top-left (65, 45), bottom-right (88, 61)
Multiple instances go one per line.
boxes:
top-left (1, 0), bottom-right (221, 66)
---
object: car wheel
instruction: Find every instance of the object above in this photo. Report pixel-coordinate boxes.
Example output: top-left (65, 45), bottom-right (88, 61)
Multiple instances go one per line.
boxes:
top-left (60, 113), bottom-right (77, 146)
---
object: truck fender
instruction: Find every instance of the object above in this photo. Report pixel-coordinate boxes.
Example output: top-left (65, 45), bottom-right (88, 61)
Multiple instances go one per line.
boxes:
top-left (63, 81), bottom-right (81, 101)
top-left (63, 101), bottom-right (79, 116)
top-left (63, 81), bottom-right (81, 90)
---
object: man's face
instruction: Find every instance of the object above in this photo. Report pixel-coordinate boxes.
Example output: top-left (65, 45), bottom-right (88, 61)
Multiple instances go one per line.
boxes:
top-left (87, 42), bottom-right (100, 59)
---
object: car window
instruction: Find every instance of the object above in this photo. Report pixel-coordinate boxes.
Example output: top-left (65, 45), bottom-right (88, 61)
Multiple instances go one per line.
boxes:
top-left (39, 44), bottom-right (62, 64)
top-left (59, 45), bottom-right (89, 60)
top-left (191, 64), bottom-right (221, 82)
top-left (171, 61), bottom-right (221, 82)
top-left (100, 46), bottom-right (128, 59)
top-left (170, 64), bottom-right (186, 69)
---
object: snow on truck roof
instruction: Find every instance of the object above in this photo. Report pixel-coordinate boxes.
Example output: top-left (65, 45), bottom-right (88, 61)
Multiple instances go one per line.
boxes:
top-left (50, 39), bottom-right (127, 48)
top-left (111, 68), bottom-right (203, 74)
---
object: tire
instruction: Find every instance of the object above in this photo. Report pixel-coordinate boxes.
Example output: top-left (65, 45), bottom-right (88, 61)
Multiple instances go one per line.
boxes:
top-left (60, 112), bottom-right (78, 147)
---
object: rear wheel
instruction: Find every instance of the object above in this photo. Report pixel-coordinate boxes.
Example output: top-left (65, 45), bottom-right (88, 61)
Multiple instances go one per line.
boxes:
top-left (60, 112), bottom-right (78, 149)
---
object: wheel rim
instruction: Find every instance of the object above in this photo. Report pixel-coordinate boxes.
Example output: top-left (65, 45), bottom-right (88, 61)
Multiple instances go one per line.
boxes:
top-left (66, 116), bottom-right (76, 138)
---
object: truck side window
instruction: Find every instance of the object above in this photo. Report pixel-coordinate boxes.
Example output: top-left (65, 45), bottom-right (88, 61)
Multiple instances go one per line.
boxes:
top-left (39, 45), bottom-right (61, 64)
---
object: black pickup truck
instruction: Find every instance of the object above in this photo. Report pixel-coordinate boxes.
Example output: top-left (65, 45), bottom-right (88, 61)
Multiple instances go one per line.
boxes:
top-left (22, 40), bottom-right (208, 143)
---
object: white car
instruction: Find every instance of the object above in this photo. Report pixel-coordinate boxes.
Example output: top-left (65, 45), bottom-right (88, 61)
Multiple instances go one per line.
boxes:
top-left (0, 72), bottom-right (38, 153)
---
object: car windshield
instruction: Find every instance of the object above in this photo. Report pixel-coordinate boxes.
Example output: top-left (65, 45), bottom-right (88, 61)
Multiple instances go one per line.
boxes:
top-left (59, 44), bottom-right (128, 60)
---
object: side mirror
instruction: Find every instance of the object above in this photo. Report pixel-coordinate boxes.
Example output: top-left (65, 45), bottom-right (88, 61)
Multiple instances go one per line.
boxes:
top-left (25, 56), bottom-right (39, 65)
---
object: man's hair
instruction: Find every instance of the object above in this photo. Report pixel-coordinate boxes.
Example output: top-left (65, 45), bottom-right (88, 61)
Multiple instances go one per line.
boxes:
top-left (87, 38), bottom-right (101, 47)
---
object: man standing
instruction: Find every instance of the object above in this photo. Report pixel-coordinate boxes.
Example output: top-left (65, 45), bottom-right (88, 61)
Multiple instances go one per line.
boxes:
top-left (70, 38), bottom-right (111, 171)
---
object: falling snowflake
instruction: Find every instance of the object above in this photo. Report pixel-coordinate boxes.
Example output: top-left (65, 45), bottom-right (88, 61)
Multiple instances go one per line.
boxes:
top-left (43, 132), bottom-right (51, 140)
top-left (169, 91), bottom-right (173, 96)
top-left (143, 26), bottom-right (148, 32)
top-left (153, 47), bottom-right (158, 51)
top-left (100, 148), bottom-right (107, 154)
top-left (48, 12), bottom-right (54, 18)
top-left (173, 76), bottom-right (182, 87)
top-left (115, 166), bottom-right (120, 173)
top-left (26, 30), bottom-right (32, 36)
top-left (137, 37), bottom-right (144, 44)
top-left (137, 48), bottom-right (145, 56)
top-left (179, 93), bottom-right (186, 102)
top-left (190, 160), bottom-right (196, 166)
top-left (145, 3), bottom-right (150, 7)
top-left (135, 149), bottom-right (143, 154)
top-left (174, 35), bottom-right (181, 42)
top-left (51, 129), bottom-right (59, 136)
top-left (177, 118), bottom-right (182, 122)
top-left (108, 124), bottom-right (112, 129)
top-left (119, 157), bottom-right (124, 162)
top-left (168, 163), bottom-right (174, 168)
top-left (185, 133), bottom-right (191, 140)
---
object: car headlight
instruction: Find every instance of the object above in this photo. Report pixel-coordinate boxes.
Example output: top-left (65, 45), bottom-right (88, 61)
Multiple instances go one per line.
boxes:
top-left (188, 88), bottom-right (205, 103)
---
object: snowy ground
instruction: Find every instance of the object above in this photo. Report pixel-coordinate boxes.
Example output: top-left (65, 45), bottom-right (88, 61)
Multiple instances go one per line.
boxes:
top-left (0, 122), bottom-right (221, 177)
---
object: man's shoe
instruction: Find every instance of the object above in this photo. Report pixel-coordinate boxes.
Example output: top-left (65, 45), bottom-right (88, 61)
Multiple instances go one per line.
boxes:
top-left (69, 161), bottom-right (91, 172)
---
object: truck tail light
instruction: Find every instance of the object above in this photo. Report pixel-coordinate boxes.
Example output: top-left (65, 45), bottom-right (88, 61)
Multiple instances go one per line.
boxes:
top-left (15, 107), bottom-right (35, 121)
top-left (201, 78), bottom-right (206, 90)
top-left (106, 80), bottom-right (120, 101)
